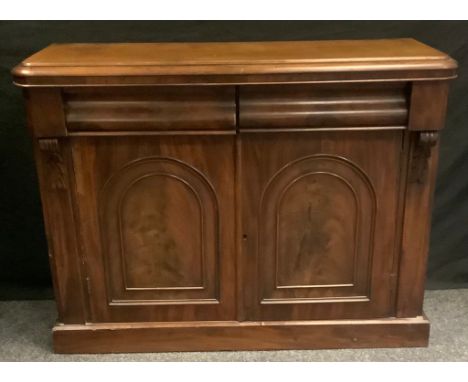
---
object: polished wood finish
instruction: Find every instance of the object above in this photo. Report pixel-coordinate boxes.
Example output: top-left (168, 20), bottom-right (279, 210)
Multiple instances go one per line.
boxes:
top-left (70, 136), bottom-right (236, 322)
top-left (408, 81), bottom-right (450, 131)
top-left (12, 39), bottom-right (457, 86)
top-left (33, 138), bottom-right (87, 323)
top-left (53, 317), bottom-right (430, 353)
top-left (240, 131), bottom-right (402, 321)
top-left (239, 83), bottom-right (409, 129)
top-left (25, 89), bottom-right (66, 137)
top-left (64, 87), bottom-right (236, 132)
top-left (13, 39), bottom-right (456, 353)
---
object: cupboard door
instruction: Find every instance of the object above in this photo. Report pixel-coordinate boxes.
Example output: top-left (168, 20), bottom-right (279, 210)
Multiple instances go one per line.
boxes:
top-left (240, 130), bottom-right (404, 321)
top-left (70, 136), bottom-right (236, 322)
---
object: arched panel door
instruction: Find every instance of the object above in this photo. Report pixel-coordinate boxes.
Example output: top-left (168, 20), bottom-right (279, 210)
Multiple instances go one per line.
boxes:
top-left (71, 135), bottom-right (236, 322)
top-left (240, 130), bottom-right (403, 321)
top-left (99, 157), bottom-right (218, 304)
top-left (259, 155), bottom-right (376, 303)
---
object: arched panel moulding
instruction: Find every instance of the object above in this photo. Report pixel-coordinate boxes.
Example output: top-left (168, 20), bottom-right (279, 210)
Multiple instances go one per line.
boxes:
top-left (99, 157), bottom-right (220, 304)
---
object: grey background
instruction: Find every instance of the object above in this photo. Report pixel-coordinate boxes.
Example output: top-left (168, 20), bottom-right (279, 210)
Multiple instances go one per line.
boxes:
top-left (1, 21), bottom-right (467, 300)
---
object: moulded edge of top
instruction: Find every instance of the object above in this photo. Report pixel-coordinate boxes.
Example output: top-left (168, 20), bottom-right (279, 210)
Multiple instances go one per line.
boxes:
top-left (11, 40), bottom-right (459, 87)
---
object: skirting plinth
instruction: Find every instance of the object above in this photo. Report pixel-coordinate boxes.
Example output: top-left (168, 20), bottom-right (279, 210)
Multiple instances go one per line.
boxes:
top-left (53, 316), bottom-right (430, 354)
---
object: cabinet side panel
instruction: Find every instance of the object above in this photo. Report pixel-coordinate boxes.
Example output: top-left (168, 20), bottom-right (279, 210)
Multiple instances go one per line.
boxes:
top-left (397, 134), bottom-right (440, 317)
top-left (397, 79), bottom-right (449, 317)
top-left (33, 139), bottom-right (87, 323)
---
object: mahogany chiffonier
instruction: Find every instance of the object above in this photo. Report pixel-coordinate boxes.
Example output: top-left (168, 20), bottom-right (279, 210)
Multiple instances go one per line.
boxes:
top-left (12, 39), bottom-right (457, 353)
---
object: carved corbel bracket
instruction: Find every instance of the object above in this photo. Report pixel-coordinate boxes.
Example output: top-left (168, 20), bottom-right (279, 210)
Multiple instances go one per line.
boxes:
top-left (409, 131), bottom-right (439, 184)
top-left (38, 138), bottom-right (67, 190)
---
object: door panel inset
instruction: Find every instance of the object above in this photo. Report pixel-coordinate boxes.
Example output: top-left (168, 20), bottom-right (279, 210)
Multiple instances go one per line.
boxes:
top-left (260, 155), bottom-right (375, 303)
top-left (100, 158), bottom-right (218, 304)
top-left (120, 175), bottom-right (203, 290)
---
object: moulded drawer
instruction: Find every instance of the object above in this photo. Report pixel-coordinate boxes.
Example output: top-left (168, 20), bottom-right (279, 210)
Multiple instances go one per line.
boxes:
top-left (63, 86), bottom-right (236, 132)
top-left (239, 83), bottom-right (409, 130)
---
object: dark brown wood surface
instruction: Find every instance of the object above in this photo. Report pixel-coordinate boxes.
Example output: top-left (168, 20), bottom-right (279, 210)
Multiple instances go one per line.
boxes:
top-left (25, 89), bottom-right (67, 137)
top-left (33, 139), bottom-right (87, 324)
top-left (239, 83), bottom-right (409, 129)
top-left (408, 81), bottom-right (450, 131)
top-left (64, 86), bottom-right (236, 132)
top-left (240, 130), bottom-right (403, 321)
top-left (13, 39), bottom-right (456, 352)
top-left (53, 317), bottom-right (430, 353)
top-left (70, 135), bottom-right (236, 322)
top-left (12, 39), bottom-right (457, 86)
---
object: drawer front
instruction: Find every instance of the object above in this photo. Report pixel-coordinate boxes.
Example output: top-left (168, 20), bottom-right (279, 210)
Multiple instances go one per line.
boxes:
top-left (239, 83), bottom-right (409, 130)
top-left (63, 86), bottom-right (236, 132)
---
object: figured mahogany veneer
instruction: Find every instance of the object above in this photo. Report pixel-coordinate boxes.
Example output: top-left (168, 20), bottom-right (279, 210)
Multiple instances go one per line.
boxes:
top-left (13, 39), bottom-right (457, 353)
top-left (239, 83), bottom-right (409, 130)
top-left (64, 87), bottom-right (236, 132)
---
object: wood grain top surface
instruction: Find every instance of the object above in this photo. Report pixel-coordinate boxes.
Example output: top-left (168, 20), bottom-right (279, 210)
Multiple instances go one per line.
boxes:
top-left (12, 39), bottom-right (457, 86)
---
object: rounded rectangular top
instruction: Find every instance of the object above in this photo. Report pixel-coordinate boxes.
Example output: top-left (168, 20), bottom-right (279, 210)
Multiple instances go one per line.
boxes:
top-left (12, 39), bottom-right (457, 86)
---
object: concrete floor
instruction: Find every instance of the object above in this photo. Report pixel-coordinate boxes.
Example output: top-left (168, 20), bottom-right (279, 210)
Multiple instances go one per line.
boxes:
top-left (1, 289), bottom-right (467, 361)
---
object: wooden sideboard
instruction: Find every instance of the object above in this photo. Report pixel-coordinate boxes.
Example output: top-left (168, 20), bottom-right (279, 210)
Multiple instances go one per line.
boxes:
top-left (12, 39), bottom-right (457, 353)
